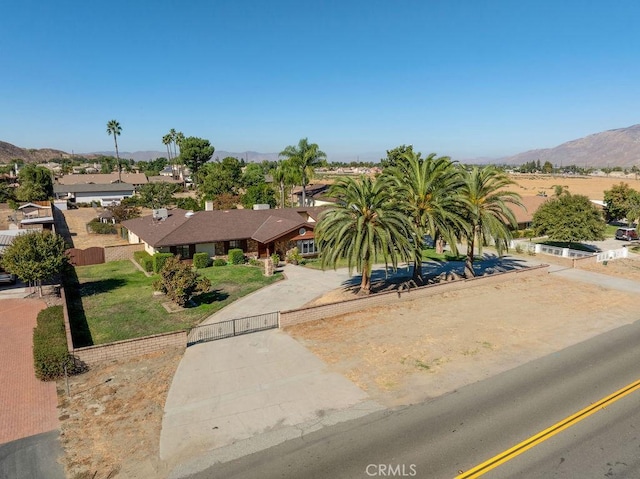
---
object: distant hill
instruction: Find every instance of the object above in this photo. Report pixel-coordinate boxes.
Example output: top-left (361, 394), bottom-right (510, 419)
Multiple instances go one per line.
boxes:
top-left (0, 141), bottom-right (70, 164)
top-left (502, 124), bottom-right (640, 168)
top-left (86, 150), bottom-right (281, 162)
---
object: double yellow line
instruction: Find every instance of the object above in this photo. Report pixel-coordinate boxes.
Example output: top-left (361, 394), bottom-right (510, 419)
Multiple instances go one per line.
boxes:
top-left (456, 378), bottom-right (640, 478)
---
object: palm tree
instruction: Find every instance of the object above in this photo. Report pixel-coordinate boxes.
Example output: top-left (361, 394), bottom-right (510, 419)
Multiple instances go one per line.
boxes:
top-left (386, 151), bottom-right (465, 283)
top-left (106, 120), bottom-right (122, 182)
top-left (270, 159), bottom-right (297, 208)
top-left (162, 134), bottom-right (173, 162)
top-left (279, 138), bottom-right (326, 206)
top-left (315, 175), bottom-right (416, 294)
top-left (459, 166), bottom-right (523, 278)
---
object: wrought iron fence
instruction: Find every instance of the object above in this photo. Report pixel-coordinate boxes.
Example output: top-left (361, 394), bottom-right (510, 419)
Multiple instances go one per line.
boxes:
top-left (187, 311), bottom-right (279, 346)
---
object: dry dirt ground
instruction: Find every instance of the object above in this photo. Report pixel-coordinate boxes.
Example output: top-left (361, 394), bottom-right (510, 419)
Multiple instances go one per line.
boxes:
top-left (60, 208), bottom-right (135, 249)
top-left (508, 173), bottom-right (640, 198)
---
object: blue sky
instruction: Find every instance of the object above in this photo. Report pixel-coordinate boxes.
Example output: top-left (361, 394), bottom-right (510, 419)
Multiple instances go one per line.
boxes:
top-left (2, 0), bottom-right (639, 162)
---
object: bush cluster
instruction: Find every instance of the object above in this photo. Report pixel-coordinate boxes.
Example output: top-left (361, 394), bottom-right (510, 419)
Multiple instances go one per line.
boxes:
top-left (133, 250), bottom-right (154, 272)
top-left (87, 219), bottom-right (117, 234)
top-left (153, 256), bottom-right (211, 306)
top-left (33, 306), bottom-right (73, 381)
top-left (228, 248), bottom-right (245, 265)
top-left (193, 252), bottom-right (211, 269)
top-left (153, 252), bottom-right (173, 273)
top-left (213, 258), bottom-right (227, 267)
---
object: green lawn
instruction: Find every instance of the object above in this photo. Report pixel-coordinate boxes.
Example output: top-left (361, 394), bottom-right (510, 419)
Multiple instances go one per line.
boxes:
top-left (67, 260), bottom-right (282, 346)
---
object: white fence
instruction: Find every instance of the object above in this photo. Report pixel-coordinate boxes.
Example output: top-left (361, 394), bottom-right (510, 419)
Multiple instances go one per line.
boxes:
top-left (512, 241), bottom-right (595, 259)
top-left (595, 248), bottom-right (628, 263)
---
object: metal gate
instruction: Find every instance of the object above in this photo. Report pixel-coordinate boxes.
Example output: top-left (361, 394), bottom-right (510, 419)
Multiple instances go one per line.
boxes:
top-left (187, 311), bottom-right (279, 346)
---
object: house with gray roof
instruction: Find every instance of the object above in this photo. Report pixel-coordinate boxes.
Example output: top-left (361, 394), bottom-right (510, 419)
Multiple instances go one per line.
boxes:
top-left (122, 206), bottom-right (326, 260)
top-left (53, 183), bottom-right (136, 206)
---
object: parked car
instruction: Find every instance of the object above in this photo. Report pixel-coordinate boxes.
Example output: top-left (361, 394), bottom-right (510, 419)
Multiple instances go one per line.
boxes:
top-left (0, 268), bottom-right (17, 285)
top-left (615, 227), bottom-right (639, 241)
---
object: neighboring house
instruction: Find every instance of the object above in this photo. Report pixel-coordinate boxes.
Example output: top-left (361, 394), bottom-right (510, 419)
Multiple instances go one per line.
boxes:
top-left (122, 206), bottom-right (326, 260)
top-left (16, 202), bottom-right (55, 230)
top-left (147, 175), bottom-right (184, 185)
top-left (57, 173), bottom-right (148, 187)
top-left (0, 229), bottom-right (28, 255)
top-left (53, 183), bottom-right (136, 206)
top-left (291, 184), bottom-right (330, 206)
top-left (511, 195), bottom-right (549, 230)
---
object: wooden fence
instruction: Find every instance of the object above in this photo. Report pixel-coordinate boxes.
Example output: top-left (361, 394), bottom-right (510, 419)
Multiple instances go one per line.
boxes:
top-left (67, 246), bottom-right (105, 266)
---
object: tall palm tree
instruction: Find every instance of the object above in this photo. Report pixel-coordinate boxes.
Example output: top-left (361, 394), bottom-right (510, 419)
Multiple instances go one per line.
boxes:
top-left (315, 175), bottom-right (416, 294)
top-left (279, 138), bottom-right (326, 206)
top-left (386, 151), bottom-right (465, 283)
top-left (459, 166), bottom-right (522, 278)
top-left (106, 120), bottom-right (122, 182)
top-left (162, 134), bottom-right (173, 162)
top-left (270, 159), bottom-right (297, 208)
top-left (174, 131), bottom-right (185, 179)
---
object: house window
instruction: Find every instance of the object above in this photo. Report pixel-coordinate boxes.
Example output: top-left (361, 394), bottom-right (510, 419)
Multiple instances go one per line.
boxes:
top-left (175, 245), bottom-right (191, 259)
top-left (297, 239), bottom-right (317, 255)
top-left (229, 240), bottom-right (243, 250)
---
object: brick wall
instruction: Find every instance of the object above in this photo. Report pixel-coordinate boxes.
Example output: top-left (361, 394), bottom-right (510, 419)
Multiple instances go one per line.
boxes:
top-left (279, 265), bottom-right (549, 328)
top-left (72, 331), bottom-right (186, 366)
top-left (104, 243), bottom-right (145, 262)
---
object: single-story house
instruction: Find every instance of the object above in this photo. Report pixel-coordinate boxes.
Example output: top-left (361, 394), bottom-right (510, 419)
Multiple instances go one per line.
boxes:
top-left (511, 195), bottom-right (549, 230)
top-left (292, 184), bottom-right (331, 206)
top-left (57, 173), bottom-right (148, 187)
top-left (53, 183), bottom-right (136, 206)
top-left (122, 206), bottom-right (326, 260)
top-left (17, 202), bottom-right (55, 229)
top-left (0, 229), bottom-right (28, 255)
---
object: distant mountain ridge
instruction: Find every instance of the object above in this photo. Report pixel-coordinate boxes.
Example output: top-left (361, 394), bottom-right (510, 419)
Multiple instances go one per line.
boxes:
top-left (0, 141), bottom-right (70, 164)
top-left (501, 124), bottom-right (640, 167)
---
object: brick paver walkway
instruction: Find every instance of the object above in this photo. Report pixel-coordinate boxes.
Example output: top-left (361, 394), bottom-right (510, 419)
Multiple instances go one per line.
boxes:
top-left (0, 299), bottom-right (59, 444)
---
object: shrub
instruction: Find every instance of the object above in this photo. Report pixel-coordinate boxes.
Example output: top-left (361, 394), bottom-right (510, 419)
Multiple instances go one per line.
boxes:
top-left (286, 247), bottom-right (302, 265)
top-left (134, 250), bottom-right (154, 272)
top-left (228, 248), bottom-right (245, 265)
top-left (271, 253), bottom-right (280, 266)
top-left (248, 258), bottom-right (262, 267)
top-left (33, 306), bottom-right (73, 381)
top-left (193, 252), bottom-right (211, 269)
top-left (213, 258), bottom-right (227, 267)
top-left (153, 252), bottom-right (173, 273)
top-left (153, 256), bottom-right (211, 306)
top-left (87, 219), bottom-right (117, 234)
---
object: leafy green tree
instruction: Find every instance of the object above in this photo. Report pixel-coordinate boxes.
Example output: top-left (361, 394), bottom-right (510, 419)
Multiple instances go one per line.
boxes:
top-left (179, 136), bottom-right (214, 184)
top-left (137, 182), bottom-right (179, 208)
top-left (175, 196), bottom-right (203, 211)
top-left (315, 175), bottom-right (415, 294)
top-left (279, 138), bottom-right (326, 207)
top-left (152, 256), bottom-right (211, 307)
top-left (386, 151), bottom-right (464, 283)
top-left (542, 161), bottom-right (554, 174)
top-left (459, 166), bottom-right (522, 278)
top-left (380, 144), bottom-right (416, 169)
top-left (199, 157), bottom-right (242, 198)
top-left (242, 163), bottom-right (266, 188)
top-left (16, 164), bottom-right (53, 201)
top-left (0, 182), bottom-right (15, 202)
top-left (209, 193), bottom-right (240, 210)
top-left (106, 203), bottom-right (141, 223)
top-left (532, 193), bottom-right (605, 243)
top-left (0, 230), bottom-right (68, 296)
top-left (624, 190), bottom-right (640, 228)
top-left (603, 182), bottom-right (636, 222)
top-left (241, 183), bottom-right (276, 209)
top-left (106, 120), bottom-right (122, 182)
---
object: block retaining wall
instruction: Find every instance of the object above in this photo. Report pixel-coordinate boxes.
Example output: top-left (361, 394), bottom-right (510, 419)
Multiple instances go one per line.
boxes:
top-left (279, 265), bottom-right (549, 328)
top-left (104, 243), bottom-right (145, 262)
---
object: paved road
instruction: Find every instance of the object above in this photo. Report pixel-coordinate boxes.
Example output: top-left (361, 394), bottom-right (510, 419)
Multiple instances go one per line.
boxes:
top-left (178, 316), bottom-right (640, 479)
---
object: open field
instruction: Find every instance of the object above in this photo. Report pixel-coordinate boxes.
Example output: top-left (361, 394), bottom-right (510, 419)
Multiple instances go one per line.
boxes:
top-left (69, 260), bottom-right (282, 345)
top-left (507, 173), bottom-right (640, 199)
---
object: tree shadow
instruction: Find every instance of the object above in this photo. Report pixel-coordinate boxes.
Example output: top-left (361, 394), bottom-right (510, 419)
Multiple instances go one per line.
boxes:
top-left (190, 288), bottom-right (230, 306)
top-left (78, 278), bottom-right (127, 296)
top-left (52, 206), bottom-right (74, 248)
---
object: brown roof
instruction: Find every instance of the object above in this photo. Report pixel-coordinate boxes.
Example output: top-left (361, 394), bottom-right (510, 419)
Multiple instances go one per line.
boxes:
top-left (57, 173), bottom-right (148, 185)
top-left (123, 207), bottom-right (326, 248)
top-left (512, 195), bottom-right (549, 224)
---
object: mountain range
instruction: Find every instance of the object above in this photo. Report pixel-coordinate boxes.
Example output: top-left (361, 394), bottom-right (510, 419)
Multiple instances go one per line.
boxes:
top-left (3, 124), bottom-right (640, 167)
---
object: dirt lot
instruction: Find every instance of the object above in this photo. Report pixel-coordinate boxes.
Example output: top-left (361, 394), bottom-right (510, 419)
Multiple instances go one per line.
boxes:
top-left (287, 259), bottom-right (640, 407)
top-left (508, 173), bottom-right (640, 198)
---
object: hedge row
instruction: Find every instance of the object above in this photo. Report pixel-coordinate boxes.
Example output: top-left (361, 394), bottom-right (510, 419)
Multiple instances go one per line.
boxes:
top-left (193, 252), bottom-right (211, 269)
top-left (133, 250), bottom-right (154, 272)
top-left (153, 253), bottom-right (173, 273)
top-left (33, 306), bottom-right (73, 381)
top-left (228, 248), bottom-right (245, 265)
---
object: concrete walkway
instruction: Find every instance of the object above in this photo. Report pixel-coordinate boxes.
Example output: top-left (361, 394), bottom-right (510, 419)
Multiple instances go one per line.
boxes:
top-left (201, 264), bottom-right (356, 324)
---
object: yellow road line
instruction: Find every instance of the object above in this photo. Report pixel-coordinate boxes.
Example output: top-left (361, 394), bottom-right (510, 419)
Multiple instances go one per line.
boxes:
top-left (455, 378), bottom-right (640, 479)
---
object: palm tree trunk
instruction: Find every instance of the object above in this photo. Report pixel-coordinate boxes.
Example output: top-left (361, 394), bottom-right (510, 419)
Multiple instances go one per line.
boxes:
top-left (301, 184), bottom-right (306, 207)
top-left (464, 237), bottom-right (475, 278)
top-left (279, 180), bottom-right (285, 209)
top-left (360, 259), bottom-right (371, 294)
top-left (113, 134), bottom-right (121, 182)
top-left (412, 258), bottom-right (422, 283)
